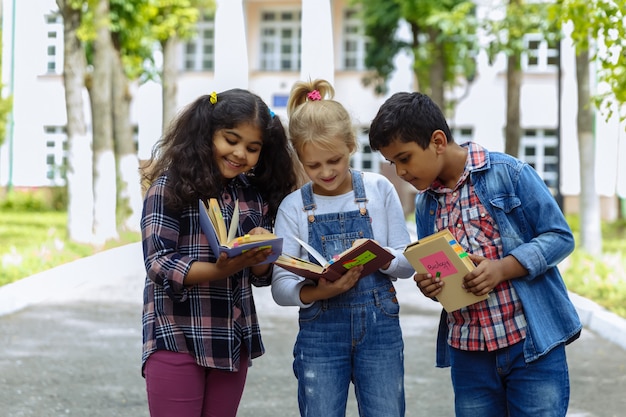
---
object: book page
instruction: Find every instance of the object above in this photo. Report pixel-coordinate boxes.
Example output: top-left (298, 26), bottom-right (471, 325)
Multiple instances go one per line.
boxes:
top-left (293, 236), bottom-right (327, 266)
top-left (227, 200), bottom-right (239, 242)
top-left (208, 199), bottom-right (227, 243)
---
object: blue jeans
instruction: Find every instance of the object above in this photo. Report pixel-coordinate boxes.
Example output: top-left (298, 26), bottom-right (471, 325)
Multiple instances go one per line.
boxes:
top-left (450, 341), bottom-right (570, 417)
top-left (293, 282), bottom-right (405, 417)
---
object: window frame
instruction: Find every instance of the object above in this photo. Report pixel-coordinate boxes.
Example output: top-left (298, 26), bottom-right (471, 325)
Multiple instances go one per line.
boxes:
top-left (258, 8), bottom-right (302, 71)
top-left (182, 13), bottom-right (215, 71)
top-left (521, 33), bottom-right (559, 72)
top-left (342, 8), bottom-right (368, 71)
top-left (45, 13), bottom-right (63, 75)
top-left (519, 127), bottom-right (559, 192)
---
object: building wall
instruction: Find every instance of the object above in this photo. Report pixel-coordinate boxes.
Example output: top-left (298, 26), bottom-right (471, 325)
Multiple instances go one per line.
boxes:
top-left (1, 0), bottom-right (624, 219)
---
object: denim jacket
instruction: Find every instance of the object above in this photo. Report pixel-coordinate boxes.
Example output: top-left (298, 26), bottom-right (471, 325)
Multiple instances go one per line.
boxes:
top-left (415, 147), bottom-right (582, 367)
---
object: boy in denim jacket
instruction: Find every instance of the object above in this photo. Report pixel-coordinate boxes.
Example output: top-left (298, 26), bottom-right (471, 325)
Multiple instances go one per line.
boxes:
top-left (369, 91), bottom-right (582, 417)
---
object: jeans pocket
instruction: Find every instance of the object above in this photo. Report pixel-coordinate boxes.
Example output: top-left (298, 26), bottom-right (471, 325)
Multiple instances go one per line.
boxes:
top-left (298, 301), bottom-right (323, 322)
top-left (378, 294), bottom-right (400, 318)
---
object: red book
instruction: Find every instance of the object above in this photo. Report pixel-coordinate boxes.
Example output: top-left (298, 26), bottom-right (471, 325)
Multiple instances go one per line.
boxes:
top-left (274, 237), bottom-right (395, 282)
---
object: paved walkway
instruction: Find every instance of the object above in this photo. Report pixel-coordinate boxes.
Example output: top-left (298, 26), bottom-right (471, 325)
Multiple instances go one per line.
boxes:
top-left (1, 242), bottom-right (625, 416)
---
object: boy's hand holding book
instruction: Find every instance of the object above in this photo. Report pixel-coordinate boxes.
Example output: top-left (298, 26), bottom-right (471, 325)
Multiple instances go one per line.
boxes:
top-left (462, 252), bottom-right (528, 297)
top-left (413, 270), bottom-right (444, 300)
top-left (403, 229), bottom-right (488, 312)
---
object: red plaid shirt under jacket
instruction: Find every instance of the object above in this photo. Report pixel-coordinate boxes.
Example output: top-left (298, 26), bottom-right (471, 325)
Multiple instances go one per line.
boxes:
top-left (429, 142), bottom-right (527, 352)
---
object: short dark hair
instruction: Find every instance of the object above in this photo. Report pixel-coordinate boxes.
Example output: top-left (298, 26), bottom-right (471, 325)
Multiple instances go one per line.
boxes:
top-left (369, 92), bottom-right (454, 150)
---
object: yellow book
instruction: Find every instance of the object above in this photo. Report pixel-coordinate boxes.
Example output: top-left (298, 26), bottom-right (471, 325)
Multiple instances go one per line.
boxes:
top-left (199, 199), bottom-right (283, 265)
top-left (207, 198), bottom-right (228, 244)
top-left (403, 229), bottom-right (488, 312)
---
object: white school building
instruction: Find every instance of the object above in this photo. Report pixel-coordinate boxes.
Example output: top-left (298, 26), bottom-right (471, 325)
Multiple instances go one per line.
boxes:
top-left (1, 0), bottom-right (624, 219)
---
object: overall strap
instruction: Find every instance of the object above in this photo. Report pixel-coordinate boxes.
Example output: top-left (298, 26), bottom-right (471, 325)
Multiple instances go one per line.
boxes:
top-left (350, 170), bottom-right (368, 216)
top-left (300, 182), bottom-right (316, 223)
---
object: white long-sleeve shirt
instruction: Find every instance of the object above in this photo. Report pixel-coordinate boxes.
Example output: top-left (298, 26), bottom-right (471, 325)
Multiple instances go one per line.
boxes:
top-left (271, 171), bottom-right (415, 308)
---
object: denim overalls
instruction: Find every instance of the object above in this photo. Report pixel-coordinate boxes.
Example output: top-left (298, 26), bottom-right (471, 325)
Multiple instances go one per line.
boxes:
top-left (293, 171), bottom-right (405, 417)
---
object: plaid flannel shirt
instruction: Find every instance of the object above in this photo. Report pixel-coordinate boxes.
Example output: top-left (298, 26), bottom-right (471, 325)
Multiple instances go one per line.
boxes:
top-left (141, 174), bottom-right (272, 372)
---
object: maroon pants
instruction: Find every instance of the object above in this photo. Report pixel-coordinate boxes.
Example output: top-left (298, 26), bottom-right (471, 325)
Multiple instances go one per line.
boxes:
top-left (144, 348), bottom-right (249, 417)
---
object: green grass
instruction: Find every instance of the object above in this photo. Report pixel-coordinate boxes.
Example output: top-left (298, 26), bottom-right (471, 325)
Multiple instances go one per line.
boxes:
top-left (561, 216), bottom-right (626, 318)
top-left (1, 209), bottom-right (625, 319)
top-left (0, 209), bottom-right (140, 287)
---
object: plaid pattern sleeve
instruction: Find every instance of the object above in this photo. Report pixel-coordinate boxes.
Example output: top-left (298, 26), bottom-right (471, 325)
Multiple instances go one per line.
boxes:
top-left (141, 175), bottom-right (269, 373)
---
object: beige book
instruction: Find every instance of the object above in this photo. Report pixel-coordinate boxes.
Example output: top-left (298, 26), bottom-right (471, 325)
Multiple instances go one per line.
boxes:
top-left (403, 229), bottom-right (487, 312)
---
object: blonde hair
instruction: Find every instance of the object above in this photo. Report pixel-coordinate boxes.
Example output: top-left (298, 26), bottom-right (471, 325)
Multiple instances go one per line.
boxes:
top-left (286, 79), bottom-right (357, 157)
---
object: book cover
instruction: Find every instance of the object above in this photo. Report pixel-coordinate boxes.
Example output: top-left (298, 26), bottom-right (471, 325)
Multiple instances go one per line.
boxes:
top-left (274, 237), bottom-right (395, 282)
top-left (403, 229), bottom-right (487, 312)
top-left (198, 199), bottom-right (283, 265)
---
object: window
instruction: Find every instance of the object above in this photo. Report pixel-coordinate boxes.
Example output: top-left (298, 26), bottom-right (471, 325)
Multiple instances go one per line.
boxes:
top-left (351, 127), bottom-right (380, 174)
top-left (522, 33), bottom-right (558, 71)
top-left (342, 8), bottom-right (368, 70)
top-left (450, 126), bottom-right (474, 144)
top-left (44, 126), bottom-right (67, 185)
top-left (45, 13), bottom-right (63, 74)
top-left (259, 10), bottom-right (301, 71)
top-left (183, 13), bottom-right (215, 71)
top-left (519, 128), bottom-right (559, 193)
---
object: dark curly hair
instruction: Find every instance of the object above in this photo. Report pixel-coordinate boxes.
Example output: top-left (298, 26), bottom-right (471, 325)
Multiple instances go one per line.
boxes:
top-left (142, 88), bottom-right (299, 220)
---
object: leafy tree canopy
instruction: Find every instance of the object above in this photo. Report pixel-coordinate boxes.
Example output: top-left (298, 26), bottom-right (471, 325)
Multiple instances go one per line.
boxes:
top-left (74, 0), bottom-right (214, 82)
top-left (351, 0), bottom-right (479, 97)
top-left (550, 0), bottom-right (626, 120)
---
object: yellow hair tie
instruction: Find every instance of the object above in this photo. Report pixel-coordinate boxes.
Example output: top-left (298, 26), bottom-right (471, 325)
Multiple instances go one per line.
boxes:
top-left (209, 91), bottom-right (218, 104)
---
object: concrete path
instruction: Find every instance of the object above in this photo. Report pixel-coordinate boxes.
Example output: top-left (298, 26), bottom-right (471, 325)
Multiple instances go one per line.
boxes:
top-left (0, 242), bottom-right (625, 416)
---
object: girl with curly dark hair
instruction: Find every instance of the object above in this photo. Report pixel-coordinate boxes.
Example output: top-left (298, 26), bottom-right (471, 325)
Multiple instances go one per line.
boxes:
top-left (141, 89), bottom-right (299, 417)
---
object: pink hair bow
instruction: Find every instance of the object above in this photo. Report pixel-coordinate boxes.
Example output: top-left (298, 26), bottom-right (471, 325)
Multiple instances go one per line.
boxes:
top-left (307, 90), bottom-right (322, 101)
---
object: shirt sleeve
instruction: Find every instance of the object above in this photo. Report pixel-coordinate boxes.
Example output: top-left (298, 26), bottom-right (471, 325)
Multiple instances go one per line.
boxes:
top-left (270, 193), bottom-right (316, 308)
top-left (141, 178), bottom-right (194, 302)
top-left (366, 173), bottom-right (415, 279)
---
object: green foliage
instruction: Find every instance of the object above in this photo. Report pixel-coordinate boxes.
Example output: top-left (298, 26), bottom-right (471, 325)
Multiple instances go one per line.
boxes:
top-left (561, 215), bottom-right (626, 318)
top-left (482, 1), bottom-right (555, 66)
top-left (0, 93), bottom-right (12, 149)
top-left (550, 0), bottom-right (626, 121)
top-left (0, 210), bottom-right (140, 287)
top-left (75, 0), bottom-right (215, 82)
top-left (0, 23), bottom-right (14, 148)
top-left (562, 250), bottom-right (626, 319)
top-left (425, 1), bottom-right (479, 100)
top-left (149, 0), bottom-right (215, 42)
top-left (0, 188), bottom-right (67, 211)
top-left (352, 0), bottom-right (403, 94)
top-left (352, 0), bottom-right (479, 96)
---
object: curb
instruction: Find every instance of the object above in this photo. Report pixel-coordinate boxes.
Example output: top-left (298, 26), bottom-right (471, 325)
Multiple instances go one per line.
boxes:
top-left (0, 242), bottom-right (145, 317)
top-left (569, 291), bottom-right (626, 350)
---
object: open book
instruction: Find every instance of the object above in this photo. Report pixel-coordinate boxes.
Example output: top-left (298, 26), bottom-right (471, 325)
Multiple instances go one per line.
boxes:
top-left (403, 228), bottom-right (487, 312)
top-left (274, 237), bottom-right (395, 282)
top-left (198, 199), bottom-right (282, 265)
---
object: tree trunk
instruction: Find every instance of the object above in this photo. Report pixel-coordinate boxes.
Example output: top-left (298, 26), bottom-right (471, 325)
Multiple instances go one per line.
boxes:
top-left (505, 53), bottom-right (522, 156)
top-left (575, 48), bottom-right (602, 255)
top-left (90, 0), bottom-right (118, 245)
top-left (161, 36), bottom-right (179, 134)
top-left (111, 52), bottom-right (142, 233)
top-left (56, 0), bottom-right (95, 244)
top-left (428, 29), bottom-right (446, 110)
